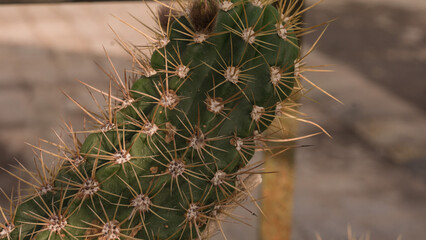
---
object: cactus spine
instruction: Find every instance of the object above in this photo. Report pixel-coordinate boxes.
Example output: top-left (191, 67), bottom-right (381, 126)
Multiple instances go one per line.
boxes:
top-left (1, 0), bottom-right (320, 239)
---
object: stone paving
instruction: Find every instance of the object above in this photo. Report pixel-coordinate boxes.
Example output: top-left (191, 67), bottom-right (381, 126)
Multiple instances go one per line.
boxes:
top-left (0, 1), bottom-right (425, 239)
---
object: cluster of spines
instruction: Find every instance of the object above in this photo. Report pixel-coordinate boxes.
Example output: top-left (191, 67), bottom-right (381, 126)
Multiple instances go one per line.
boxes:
top-left (0, 0), bottom-right (332, 239)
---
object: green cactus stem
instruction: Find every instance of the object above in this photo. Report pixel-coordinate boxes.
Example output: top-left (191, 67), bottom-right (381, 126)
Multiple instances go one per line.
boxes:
top-left (0, 0), bottom-right (328, 239)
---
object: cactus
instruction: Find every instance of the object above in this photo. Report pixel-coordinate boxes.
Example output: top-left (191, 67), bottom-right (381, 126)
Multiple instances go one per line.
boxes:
top-left (0, 0), bottom-right (326, 239)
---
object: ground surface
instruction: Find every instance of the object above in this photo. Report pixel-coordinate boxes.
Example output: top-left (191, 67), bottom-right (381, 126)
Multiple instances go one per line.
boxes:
top-left (0, 1), bottom-right (425, 239)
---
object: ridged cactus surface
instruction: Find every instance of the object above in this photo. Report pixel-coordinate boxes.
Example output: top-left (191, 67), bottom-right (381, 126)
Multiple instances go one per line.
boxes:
top-left (1, 0), bottom-right (311, 239)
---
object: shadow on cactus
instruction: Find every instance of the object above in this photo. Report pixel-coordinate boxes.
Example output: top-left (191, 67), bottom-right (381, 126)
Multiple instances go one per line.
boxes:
top-left (0, 0), bottom-right (333, 239)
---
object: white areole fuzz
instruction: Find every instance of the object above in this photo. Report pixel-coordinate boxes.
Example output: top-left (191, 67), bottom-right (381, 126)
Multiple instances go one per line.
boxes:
top-left (131, 194), bottom-right (152, 213)
top-left (160, 90), bottom-right (180, 109)
top-left (211, 170), bottom-right (226, 186)
top-left (251, 105), bottom-right (265, 122)
top-left (79, 179), bottom-right (100, 197)
top-left (251, 0), bottom-right (263, 8)
top-left (185, 204), bottom-right (200, 222)
top-left (189, 130), bottom-right (206, 150)
top-left (155, 36), bottom-right (169, 48)
top-left (193, 32), bottom-right (208, 43)
top-left (220, 0), bottom-right (233, 11)
top-left (276, 23), bottom-right (288, 40)
top-left (206, 97), bottom-right (225, 114)
top-left (47, 214), bottom-right (67, 233)
top-left (270, 66), bottom-right (281, 86)
top-left (113, 149), bottom-right (131, 164)
top-left (142, 122), bottom-right (159, 136)
top-left (168, 160), bottom-right (185, 177)
top-left (242, 27), bottom-right (256, 44)
top-left (176, 64), bottom-right (190, 78)
top-left (225, 66), bottom-right (241, 84)
top-left (102, 220), bottom-right (120, 240)
top-left (232, 137), bottom-right (244, 151)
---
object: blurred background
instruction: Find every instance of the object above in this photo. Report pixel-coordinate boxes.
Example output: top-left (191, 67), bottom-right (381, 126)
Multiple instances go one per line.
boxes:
top-left (0, 0), bottom-right (425, 239)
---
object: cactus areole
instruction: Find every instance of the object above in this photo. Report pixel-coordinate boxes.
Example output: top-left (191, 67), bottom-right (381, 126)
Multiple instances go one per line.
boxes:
top-left (4, 0), bottom-right (309, 239)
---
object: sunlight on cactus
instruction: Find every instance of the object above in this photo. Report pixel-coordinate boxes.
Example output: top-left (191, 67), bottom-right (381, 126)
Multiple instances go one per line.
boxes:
top-left (0, 0), bottom-right (334, 239)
